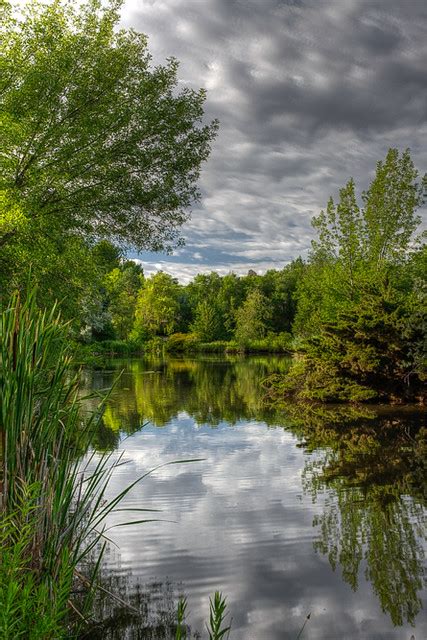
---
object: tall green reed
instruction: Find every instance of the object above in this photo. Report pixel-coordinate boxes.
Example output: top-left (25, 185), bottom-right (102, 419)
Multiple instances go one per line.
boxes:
top-left (175, 596), bottom-right (188, 639)
top-left (0, 291), bottom-right (199, 637)
top-left (174, 592), bottom-right (231, 640)
top-left (0, 487), bottom-right (74, 639)
top-left (207, 592), bottom-right (231, 640)
top-left (1, 291), bottom-right (89, 636)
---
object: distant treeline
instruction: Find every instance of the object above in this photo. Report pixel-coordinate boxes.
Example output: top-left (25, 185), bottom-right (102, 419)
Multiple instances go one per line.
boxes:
top-left (77, 248), bottom-right (304, 350)
top-left (3, 148), bottom-right (426, 403)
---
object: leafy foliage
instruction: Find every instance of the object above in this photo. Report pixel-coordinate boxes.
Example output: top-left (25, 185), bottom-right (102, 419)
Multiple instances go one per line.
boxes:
top-left (0, 0), bottom-right (217, 325)
top-left (1, 0), bottom-right (218, 251)
top-left (132, 272), bottom-right (181, 338)
top-left (104, 262), bottom-right (144, 340)
top-left (234, 289), bottom-right (272, 345)
top-left (272, 148), bottom-right (427, 403)
top-left (191, 300), bottom-right (222, 342)
top-left (207, 592), bottom-right (231, 640)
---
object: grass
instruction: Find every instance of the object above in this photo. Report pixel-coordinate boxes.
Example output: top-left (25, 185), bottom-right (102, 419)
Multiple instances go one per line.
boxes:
top-left (207, 592), bottom-right (231, 640)
top-left (175, 596), bottom-right (188, 639)
top-left (0, 496), bottom-right (73, 639)
top-left (161, 332), bottom-right (294, 355)
top-left (73, 339), bottom-right (143, 367)
top-left (174, 592), bottom-right (231, 640)
top-left (0, 291), bottom-right (132, 636)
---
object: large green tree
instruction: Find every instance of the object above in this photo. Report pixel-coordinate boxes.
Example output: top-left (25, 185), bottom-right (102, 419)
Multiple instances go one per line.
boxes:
top-left (234, 289), bottom-right (271, 345)
top-left (190, 299), bottom-right (222, 342)
top-left (1, 0), bottom-right (217, 311)
top-left (103, 261), bottom-right (144, 340)
top-left (272, 149), bottom-right (426, 403)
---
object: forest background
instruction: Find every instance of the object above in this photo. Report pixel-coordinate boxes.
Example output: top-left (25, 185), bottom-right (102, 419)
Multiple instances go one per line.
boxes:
top-left (1, 0), bottom-right (426, 404)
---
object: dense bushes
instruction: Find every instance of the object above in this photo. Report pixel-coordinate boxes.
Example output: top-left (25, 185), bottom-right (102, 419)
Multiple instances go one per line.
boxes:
top-left (265, 149), bottom-right (426, 405)
top-left (163, 332), bottom-right (294, 354)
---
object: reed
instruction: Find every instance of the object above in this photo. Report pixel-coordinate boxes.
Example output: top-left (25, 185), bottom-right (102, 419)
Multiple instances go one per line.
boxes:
top-left (175, 596), bottom-right (188, 639)
top-left (207, 592), bottom-right (231, 640)
top-left (0, 291), bottom-right (191, 637)
top-left (1, 292), bottom-right (86, 636)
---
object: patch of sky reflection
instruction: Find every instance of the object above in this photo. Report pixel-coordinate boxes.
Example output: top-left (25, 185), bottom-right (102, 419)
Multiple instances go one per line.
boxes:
top-left (83, 356), bottom-right (427, 640)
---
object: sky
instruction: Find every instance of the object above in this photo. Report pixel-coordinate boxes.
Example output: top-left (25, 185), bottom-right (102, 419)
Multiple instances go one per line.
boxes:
top-left (120, 0), bottom-right (427, 282)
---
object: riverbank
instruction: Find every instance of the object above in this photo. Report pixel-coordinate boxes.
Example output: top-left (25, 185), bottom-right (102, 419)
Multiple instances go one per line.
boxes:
top-left (73, 332), bottom-right (294, 367)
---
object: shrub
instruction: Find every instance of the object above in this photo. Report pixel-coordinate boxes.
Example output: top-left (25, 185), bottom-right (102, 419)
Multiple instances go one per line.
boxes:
top-left (166, 333), bottom-right (200, 352)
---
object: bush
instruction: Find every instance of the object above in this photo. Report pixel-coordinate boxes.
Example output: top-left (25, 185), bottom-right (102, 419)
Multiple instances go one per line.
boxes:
top-left (242, 332), bottom-right (293, 353)
top-left (166, 333), bottom-right (200, 352)
top-left (264, 294), bottom-right (426, 404)
top-left (145, 336), bottom-right (167, 354)
top-left (94, 339), bottom-right (142, 355)
top-left (198, 340), bottom-right (239, 353)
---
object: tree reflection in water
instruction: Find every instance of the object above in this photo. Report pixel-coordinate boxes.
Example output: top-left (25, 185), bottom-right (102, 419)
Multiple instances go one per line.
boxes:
top-left (295, 409), bottom-right (426, 626)
top-left (83, 356), bottom-right (426, 631)
top-left (84, 355), bottom-right (290, 449)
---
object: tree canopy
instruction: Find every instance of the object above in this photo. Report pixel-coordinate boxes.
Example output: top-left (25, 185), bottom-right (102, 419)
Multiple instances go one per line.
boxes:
top-left (132, 271), bottom-right (181, 338)
top-left (272, 148), bottom-right (426, 403)
top-left (1, 0), bottom-right (218, 251)
top-left (0, 0), bottom-right (217, 317)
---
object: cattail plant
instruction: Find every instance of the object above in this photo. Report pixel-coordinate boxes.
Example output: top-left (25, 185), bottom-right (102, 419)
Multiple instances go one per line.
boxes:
top-left (0, 291), bottom-right (190, 637)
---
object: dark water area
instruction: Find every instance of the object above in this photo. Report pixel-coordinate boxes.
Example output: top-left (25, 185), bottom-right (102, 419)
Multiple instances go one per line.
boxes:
top-left (82, 355), bottom-right (426, 639)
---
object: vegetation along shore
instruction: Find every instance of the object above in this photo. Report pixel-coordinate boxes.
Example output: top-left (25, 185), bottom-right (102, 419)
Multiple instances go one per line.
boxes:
top-left (1, 0), bottom-right (426, 638)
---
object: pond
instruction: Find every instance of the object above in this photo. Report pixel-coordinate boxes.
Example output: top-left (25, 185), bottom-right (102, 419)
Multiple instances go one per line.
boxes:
top-left (83, 355), bottom-right (426, 639)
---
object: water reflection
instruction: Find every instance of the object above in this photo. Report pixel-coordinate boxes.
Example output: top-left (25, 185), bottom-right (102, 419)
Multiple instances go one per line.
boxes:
top-left (296, 414), bottom-right (426, 626)
top-left (84, 356), bottom-right (426, 639)
top-left (85, 355), bottom-right (289, 448)
top-left (79, 568), bottom-right (200, 640)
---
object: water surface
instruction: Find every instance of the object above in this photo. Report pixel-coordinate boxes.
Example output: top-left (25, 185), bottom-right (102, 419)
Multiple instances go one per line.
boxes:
top-left (84, 355), bottom-right (426, 639)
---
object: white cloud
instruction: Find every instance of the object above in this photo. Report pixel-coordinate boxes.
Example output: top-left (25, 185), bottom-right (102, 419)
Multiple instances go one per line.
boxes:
top-left (121, 0), bottom-right (427, 279)
top-left (131, 258), bottom-right (297, 283)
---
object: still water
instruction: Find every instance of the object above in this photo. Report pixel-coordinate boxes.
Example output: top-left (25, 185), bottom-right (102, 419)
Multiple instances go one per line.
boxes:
top-left (83, 355), bottom-right (426, 639)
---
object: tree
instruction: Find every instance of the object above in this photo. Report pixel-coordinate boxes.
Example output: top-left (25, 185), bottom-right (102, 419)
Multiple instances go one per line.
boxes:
top-left (132, 272), bottom-right (181, 338)
top-left (295, 148), bottom-right (426, 333)
top-left (256, 261), bottom-right (305, 333)
top-left (0, 226), bottom-right (106, 330)
top-left (91, 241), bottom-right (122, 274)
top-left (362, 149), bottom-right (426, 266)
top-left (234, 289), bottom-right (271, 345)
top-left (1, 0), bottom-right (217, 308)
top-left (104, 261), bottom-right (144, 340)
top-left (190, 300), bottom-right (222, 342)
top-left (311, 178), bottom-right (364, 301)
top-left (216, 272), bottom-right (247, 338)
top-left (310, 149), bottom-right (425, 302)
top-left (272, 149), bottom-right (426, 403)
top-left (186, 272), bottom-right (224, 338)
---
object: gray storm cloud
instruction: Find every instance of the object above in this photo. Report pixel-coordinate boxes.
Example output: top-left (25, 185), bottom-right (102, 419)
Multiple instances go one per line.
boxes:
top-left (122, 0), bottom-right (427, 281)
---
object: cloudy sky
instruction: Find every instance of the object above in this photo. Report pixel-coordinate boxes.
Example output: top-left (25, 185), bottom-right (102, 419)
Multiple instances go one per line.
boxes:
top-left (120, 0), bottom-right (427, 282)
